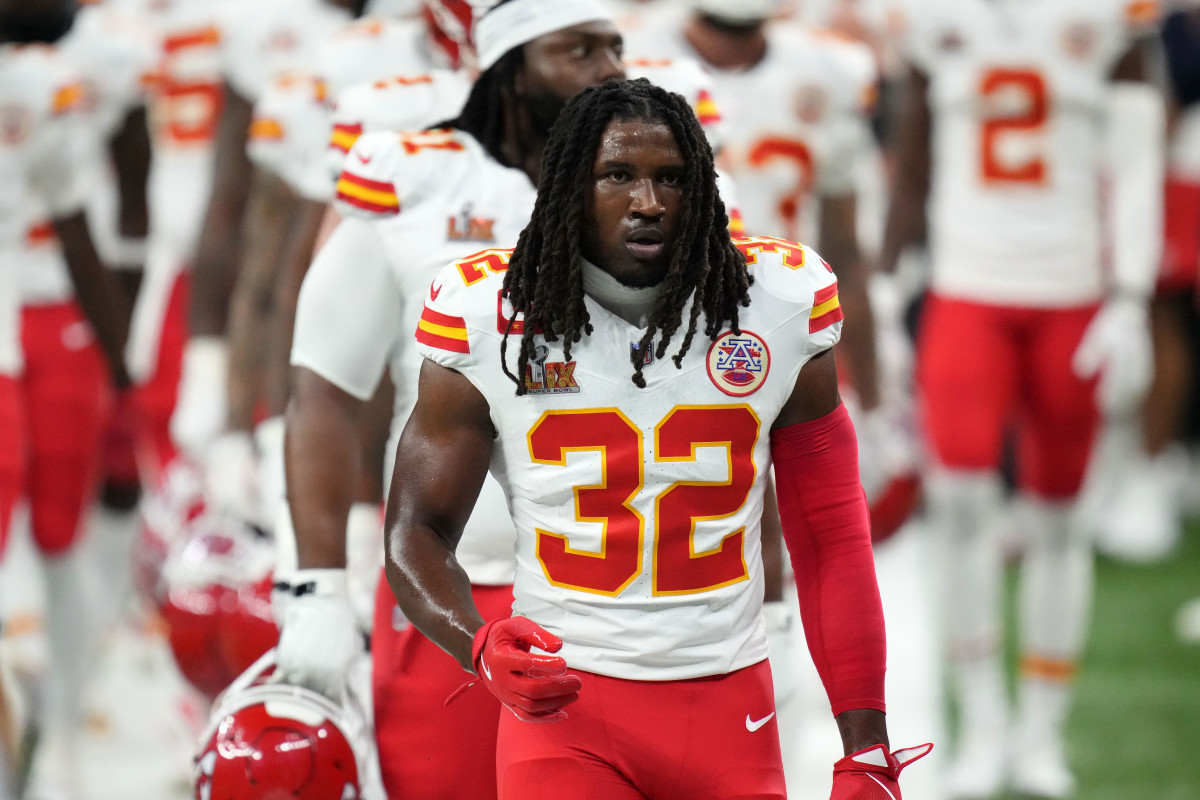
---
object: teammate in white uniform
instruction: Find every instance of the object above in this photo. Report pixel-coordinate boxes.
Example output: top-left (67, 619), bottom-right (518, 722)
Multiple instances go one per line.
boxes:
top-left (624, 0), bottom-right (887, 490)
top-left (170, 0), bottom-right (355, 466)
top-left (279, 2), bottom-right (625, 796)
top-left (208, 3), bottom-right (475, 537)
top-left (386, 76), bottom-right (929, 800)
top-left (0, 3), bottom-right (132, 795)
top-left (880, 1), bottom-right (1164, 796)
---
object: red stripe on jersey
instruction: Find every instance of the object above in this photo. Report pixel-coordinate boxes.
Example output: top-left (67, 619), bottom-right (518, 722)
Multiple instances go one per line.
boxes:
top-left (420, 306), bottom-right (466, 331)
top-left (334, 190), bottom-right (399, 216)
top-left (339, 171), bottom-right (395, 194)
top-left (814, 283), bottom-right (838, 307)
top-left (809, 305), bottom-right (844, 334)
top-left (415, 328), bottom-right (470, 353)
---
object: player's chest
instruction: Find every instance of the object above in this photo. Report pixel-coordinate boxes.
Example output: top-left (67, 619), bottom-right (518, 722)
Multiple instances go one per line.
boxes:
top-left (493, 304), bottom-right (796, 435)
top-left (927, 3), bottom-right (1113, 115)
top-left (714, 67), bottom-right (845, 175)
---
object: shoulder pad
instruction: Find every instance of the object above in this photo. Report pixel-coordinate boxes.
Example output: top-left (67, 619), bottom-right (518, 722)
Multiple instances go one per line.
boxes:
top-left (415, 249), bottom-right (515, 368)
top-left (330, 69), bottom-right (468, 153)
top-left (735, 236), bottom-right (842, 327)
top-left (334, 127), bottom-right (472, 220)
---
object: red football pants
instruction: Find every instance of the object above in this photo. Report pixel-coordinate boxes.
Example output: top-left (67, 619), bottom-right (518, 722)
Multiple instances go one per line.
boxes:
top-left (496, 660), bottom-right (785, 800)
top-left (372, 577), bottom-right (513, 800)
top-left (0, 374), bottom-right (24, 555)
top-left (20, 302), bottom-right (113, 554)
top-left (1160, 176), bottom-right (1200, 293)
top-left (916, 294), bottom-right (1100, 499)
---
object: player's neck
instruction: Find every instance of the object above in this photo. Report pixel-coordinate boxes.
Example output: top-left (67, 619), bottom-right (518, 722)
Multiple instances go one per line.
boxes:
top-left (581, 258), bottom-right (662, 329)
top-left (684, 16), bottom-right (767, 72)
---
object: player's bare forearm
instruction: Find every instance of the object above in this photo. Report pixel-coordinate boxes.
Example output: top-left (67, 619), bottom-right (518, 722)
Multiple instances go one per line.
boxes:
top-left (384, 360), bottom-right (496, 671)
top-left (190, 85), bottom-right (254, 337)
top-left (227, 169), bottom-right (300, 431)
top-left (877, 65), bottom-right (931, 275)
top-left (110, 105), bottom-right (151, 242)
top-left (835, 708), bottom-right (889, 755)
top-left (286, 367), bottom-right (365, 569)
top-left (820, 194), bottom-right (880, 410)
top-left (265, 198), bottom-right (326, 418)
top-left (55, 212), bottom-right (130, 388)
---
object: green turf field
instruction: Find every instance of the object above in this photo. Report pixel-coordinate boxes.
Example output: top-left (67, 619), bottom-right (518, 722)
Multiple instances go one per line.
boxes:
top-left (1067, 520), bottom-right (1200, 800)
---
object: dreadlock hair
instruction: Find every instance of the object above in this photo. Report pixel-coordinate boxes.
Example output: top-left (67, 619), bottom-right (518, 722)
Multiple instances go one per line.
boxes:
top-left (500, 77), bottom-right (751, 394)
top-left (431, 0), bottom-right (526, 167)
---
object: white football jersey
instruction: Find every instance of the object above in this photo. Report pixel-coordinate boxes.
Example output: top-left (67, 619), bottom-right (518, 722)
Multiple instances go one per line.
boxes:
top-left (323, 70), bottom-right (470, 183)
top-left (625, 11), bottom-right (877, 242)
top-left (896, 0), bottom-right (1160, 305)
top-left (0, 46), bottom-right (100, 374)
top-left (415, 236), bottom-right (843, 680)
top-left (248, 15), bottom-right (467, 201)
top-left (215, 0), bottom-right (350, 104)
top-left (317, 128), bottom-right (538, 584)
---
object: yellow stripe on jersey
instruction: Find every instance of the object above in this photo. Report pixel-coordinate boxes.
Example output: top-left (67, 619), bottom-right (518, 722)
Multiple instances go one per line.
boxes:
top-left (330, 123), bottom-right (363, 154)
top-left (51, 82), bottom-right (85, 115)
top-left (249, 118), bottom-right (285, 141)
top-left (335, 172), bottom-right (400, 215)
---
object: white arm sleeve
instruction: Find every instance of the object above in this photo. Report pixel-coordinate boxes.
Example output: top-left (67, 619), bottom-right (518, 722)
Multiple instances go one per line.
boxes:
top-left (290, 217), bottom-right (400, 400)
top-left (1105, 81), bottom-right (1165, 298)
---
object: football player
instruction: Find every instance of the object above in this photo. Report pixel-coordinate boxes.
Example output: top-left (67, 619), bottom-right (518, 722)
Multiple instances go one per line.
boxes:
top-left (0, 0), bottom-right (133, 795)
top-left (879, 0), bottom-right (1165, 796)
top-left (169, 0), bottom-right (358, 464)
top-left (623, 0), bottom-right (889, 511)
top-left (210, 2), bottom-right (475, 538)
top-left (385, 76), bottom-right (930, 800)
top-left (278, 1), bottom-right (626, 796)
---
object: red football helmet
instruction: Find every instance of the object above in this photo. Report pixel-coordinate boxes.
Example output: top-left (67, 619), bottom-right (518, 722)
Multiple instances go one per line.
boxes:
top-left (194, 652), bottom-right (365, 800)
top-left (421, 0), bottom-right (475, 69)
top-left (160, 508), bottom-right (280, 701)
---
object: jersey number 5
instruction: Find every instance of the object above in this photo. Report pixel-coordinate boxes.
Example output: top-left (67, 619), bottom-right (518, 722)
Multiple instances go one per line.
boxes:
top-left (529, 406), bottom-right (760, 597)
top-left (979, 68), bottom-right (1049, 185)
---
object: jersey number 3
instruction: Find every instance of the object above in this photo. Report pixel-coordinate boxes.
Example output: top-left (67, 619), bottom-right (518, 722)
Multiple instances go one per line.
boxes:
top-left (979, 68), bottom-right (1048, 185)
top-left (529, 406), bottom-right (759, 597)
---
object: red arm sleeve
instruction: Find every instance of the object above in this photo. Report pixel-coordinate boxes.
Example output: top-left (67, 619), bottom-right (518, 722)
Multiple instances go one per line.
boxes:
top-left (770, 402), bottom-right (886, 716)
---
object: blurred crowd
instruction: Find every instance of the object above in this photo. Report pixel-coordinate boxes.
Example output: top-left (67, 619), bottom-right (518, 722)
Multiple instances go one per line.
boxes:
top-left (0, 0), bottom-right (1198, 799)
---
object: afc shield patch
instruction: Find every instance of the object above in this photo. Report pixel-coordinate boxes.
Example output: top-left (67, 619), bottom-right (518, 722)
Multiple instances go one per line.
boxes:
top-left (707, 330), bottom-right (770, 397)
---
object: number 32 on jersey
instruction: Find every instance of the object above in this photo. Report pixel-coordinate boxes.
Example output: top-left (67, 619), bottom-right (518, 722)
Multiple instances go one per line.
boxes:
top-left (529, 405), bottom-right (760, 597)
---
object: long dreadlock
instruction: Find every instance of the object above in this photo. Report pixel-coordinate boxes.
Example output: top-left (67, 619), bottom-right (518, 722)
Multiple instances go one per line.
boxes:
top-left (500, 78), bottom-right (751, 394)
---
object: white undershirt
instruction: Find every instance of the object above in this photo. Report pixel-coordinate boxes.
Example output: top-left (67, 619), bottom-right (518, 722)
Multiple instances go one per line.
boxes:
top-left (581, 258), bottom-right (662, 328)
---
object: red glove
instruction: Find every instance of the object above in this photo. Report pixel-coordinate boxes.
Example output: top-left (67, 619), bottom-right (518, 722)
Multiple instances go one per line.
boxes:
top-left (830, 743), bottom-right (933, 799)
top-left (471, 617), bottom-right (582, 722)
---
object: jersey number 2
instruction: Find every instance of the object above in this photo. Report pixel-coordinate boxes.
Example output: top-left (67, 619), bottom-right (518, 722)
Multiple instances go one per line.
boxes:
top-left (979, 68), bottom-right (1049, 185)
top-left (529, 406), bottom-right (759, 596)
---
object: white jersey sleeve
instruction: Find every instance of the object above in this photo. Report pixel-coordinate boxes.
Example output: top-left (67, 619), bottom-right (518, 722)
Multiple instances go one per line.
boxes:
top-left (247, 73), bottom-right (335, 201)
top-left (291, 217), bottom-right (400, 400)
top-left (333, 127), bottom-right (473, 221)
